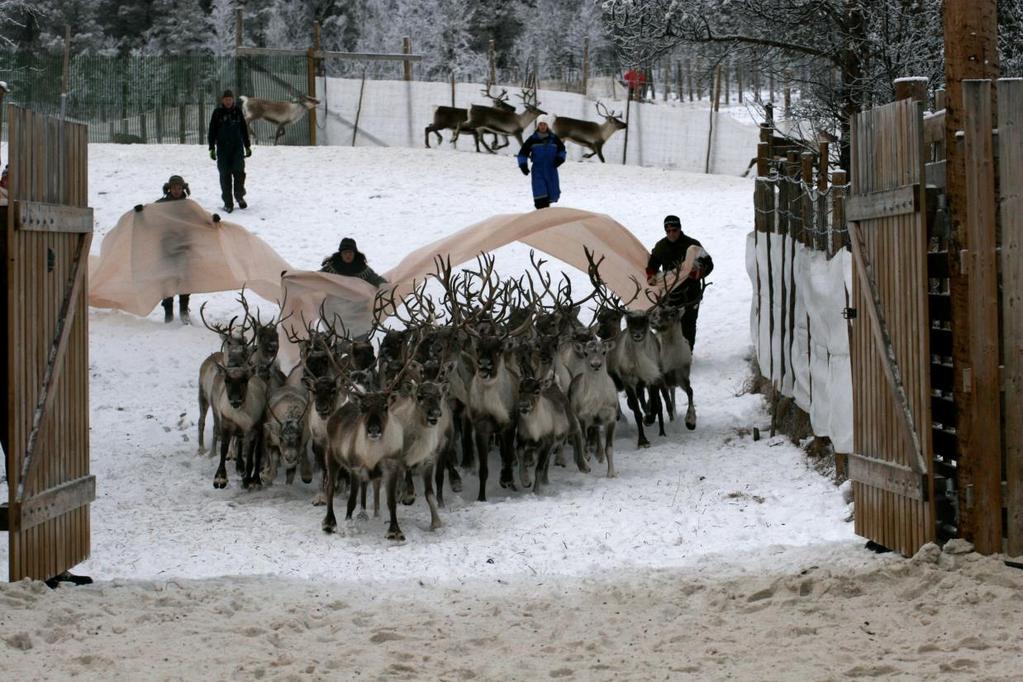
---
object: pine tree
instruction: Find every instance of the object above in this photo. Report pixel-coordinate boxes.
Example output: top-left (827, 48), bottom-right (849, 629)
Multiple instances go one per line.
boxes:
top-left (144, 0), bottom-right (212, 54)
top-left (208, 0), bottom-right (238, 55)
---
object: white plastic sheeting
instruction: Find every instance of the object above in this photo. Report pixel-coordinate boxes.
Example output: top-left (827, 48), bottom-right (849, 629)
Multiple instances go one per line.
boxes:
top-left (746, 231), bottom-right (853, 452)
top-left (313, 78), bottom-right (760, 176)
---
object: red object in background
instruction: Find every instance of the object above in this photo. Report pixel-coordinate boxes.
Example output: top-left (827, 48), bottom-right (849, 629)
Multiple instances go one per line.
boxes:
top-left (624, 68), bottom-right (646, 95)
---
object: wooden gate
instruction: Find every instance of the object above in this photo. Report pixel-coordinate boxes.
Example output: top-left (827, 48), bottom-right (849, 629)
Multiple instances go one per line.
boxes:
top-left (1, 105), bottom-right (94, 581)
top-left (846, 98), bottom-right (935, 556)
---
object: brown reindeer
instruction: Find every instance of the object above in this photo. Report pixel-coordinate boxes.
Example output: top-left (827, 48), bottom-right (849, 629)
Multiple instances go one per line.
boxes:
top-left (553, 101), bottom-right (627, 163)
top-left (240, 94), bottom-right (319, 145)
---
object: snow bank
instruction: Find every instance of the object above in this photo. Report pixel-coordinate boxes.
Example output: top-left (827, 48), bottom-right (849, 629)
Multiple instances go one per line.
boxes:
top-left (746, 231), bottom-right (853, 451)
top-left (314, 78), bottom-right (760, 175)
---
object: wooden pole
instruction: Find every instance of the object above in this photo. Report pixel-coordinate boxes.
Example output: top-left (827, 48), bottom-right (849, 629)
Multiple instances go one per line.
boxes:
top-left (234, 9), bottom-right (243, 96)
top-left (488, 39), bottom-right (496, 85)
top-left (352, 68), bottom-right (367, 146)
top-left (783, 72), bottom-right (791, 117)
top-left (306, 21), bottom-right (320, 146)
top-left (179, 97), bottom-right (187, 144)
top-left (769, 71), bottom-right (775, 103)
top-left (723, 62), bottom-right (731, 105)
top-left (450, 71), bottom-right (456, 107)
top-left (817, 141), bottom-right (830, 251)
top-left (737, 62), bottom-right (744, 104)
top-left (686, 60), bottom-right (693, 102)
top-left (403, 37), bottom-right (413, 81)
top-left (705, 66), bottom-right (721, 173)
top-left (1000, 79), bottom-right (1023, 558)
top-left (621, 92), bottom-right (631, 165)
top-left (831, 170), bottom-right (847, 256)
top-left (943, 0), bottom-right (1000, 554)
top-left (894, 77), bottom-right (928, 103)
top-left (582, 38), bottom-right (589, 95)
top-left (663, 58), bottom-right (670, 101)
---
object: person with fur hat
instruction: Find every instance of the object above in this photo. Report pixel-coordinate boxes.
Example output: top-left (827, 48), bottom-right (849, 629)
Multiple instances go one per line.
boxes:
top-left (207, 89), bottom-right (251, 213)
top-left (320, 237), bottom-right (387, 286)
top-left (151, 174), bottom-right (195, 323)
top-left (516, 114), bottom-right (566, 209)
top-left (156, 174), bottom-right (190, 203)
top-left (645, 215), bottom-right (714, 348)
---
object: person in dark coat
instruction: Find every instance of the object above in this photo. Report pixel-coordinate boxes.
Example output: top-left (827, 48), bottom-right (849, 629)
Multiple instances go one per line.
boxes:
top-left (320, 237), bottom-right (387, 286)
top-left (516, 115), bottom-right (566, 209)
top-left (207, 89), bottom-right (251, 213)
top-left (134, 174), bottom-right (197, 324)
top-left (645, 214), bottom-right (714, 349)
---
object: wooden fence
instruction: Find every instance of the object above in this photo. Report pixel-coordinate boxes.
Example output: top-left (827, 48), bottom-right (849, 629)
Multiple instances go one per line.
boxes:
top-left (1, 105), bottom-right (94, 581)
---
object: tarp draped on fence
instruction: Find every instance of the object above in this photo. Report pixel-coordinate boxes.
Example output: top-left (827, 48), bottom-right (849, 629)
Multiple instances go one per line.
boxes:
top-left (746, 230), bottom-right (853, 452)
top-left (88, 200), bottom-right (290, 316)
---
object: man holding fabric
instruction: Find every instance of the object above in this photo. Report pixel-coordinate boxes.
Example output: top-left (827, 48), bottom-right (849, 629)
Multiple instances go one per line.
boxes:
top-left (645, 214), bottom-right (714, 349)
top-left (207, 89), bottom-right (251, 213)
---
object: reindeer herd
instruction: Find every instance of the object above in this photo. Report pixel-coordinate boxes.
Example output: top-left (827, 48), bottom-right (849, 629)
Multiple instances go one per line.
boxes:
top-left (426, 81), bottom-right (627, 163)
top-left (196, 250), bottom-right (699, 542)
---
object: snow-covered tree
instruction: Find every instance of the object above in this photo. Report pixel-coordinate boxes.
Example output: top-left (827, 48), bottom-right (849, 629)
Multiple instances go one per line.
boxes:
top-left (208, 0), bottom-right (238, 55)
top-left (144, 0), bottom-right (212, 55)
top-left (1000, 0), bottom-right (1023, 76)
top-left (513, 0), bottom-right (610, 81)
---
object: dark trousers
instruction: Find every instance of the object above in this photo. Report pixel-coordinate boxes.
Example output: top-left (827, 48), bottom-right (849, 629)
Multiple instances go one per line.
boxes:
top-left (217, 154), bottom-right (246, 208)
top-left (162, 294), bottom-right (190, 311)
top-left (681, 303), bottom-right (699, 349)
top-left (534, 196), bottom-right (551, 210)
top-left (668, 279), bottom-right (702, 349)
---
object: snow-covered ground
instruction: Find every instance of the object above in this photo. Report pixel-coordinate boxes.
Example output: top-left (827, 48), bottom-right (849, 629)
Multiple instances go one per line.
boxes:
top-left (3, 144), bottom-right (1022, 679)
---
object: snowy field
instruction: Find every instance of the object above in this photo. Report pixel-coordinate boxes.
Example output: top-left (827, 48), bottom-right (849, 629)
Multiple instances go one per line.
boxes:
top-left (3, 145), bottom-right (1023, 679)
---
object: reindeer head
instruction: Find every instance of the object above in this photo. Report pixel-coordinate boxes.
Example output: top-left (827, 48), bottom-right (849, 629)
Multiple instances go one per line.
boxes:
top-left (595, 308), bottom-right (624, 340)
top-left (217, 362), bottom-right (256, 409)
top-left (268, 413), bottom-right (306, 470)
top-left (574, 338), bottom-right (615, 372)
top-left (517, 373), bottom-right (554, 417)
top-left (411, 377), bottom-right (448, 426)
top-left (624, 311), bottom-right (652, 343)
top-left (305, 373), bottom-right (344, 418)
top-left (349, 391), bottom-right (398, 441)
top-left (595, 101), bottom-right (627, 131)
top-left (473, 334), bottom-right (508, 381)
top-left (650, 305), bottom-right (681, 332)
top-left (256, 323), bottom-right (280, 358)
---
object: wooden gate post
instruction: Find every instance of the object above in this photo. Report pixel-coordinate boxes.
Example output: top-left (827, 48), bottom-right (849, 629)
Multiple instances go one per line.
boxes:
top-left (943, 0), bottom-right (1001, 554)
top-left (306, 21), bottom-right (320, 146)
top-left (403, 37), bottom-right (413, 81)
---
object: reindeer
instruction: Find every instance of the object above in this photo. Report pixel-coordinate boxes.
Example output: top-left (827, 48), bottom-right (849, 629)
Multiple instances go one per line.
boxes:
top-left (650, 304), bottom-right (697, 431)
top-left (553, 101), bottom-right (627, 163)
top-left (262, 385), bottom-right (311, 486)
top-left (569, 338), bottom-right (619, 477)
top-left (197, 303), bottom-right (250, 456)
top-left (515, 371), bottom-right (584, 494)
top-left (424, 87), bottom-right (513, 149)
top-left (322, 380), bottom-right (407, 540)
top-left (210, 359), bottom-right (269, 489)
top-left (456, 83), bottom-right (546, 153)
top-left (239, 94), bottom-right (319, 145)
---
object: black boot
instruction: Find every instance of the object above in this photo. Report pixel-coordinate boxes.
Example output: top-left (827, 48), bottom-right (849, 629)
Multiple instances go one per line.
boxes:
top-left (162, 297), bottom-right (174, 324)
top-left (179, 295), bottom-right (191, 326)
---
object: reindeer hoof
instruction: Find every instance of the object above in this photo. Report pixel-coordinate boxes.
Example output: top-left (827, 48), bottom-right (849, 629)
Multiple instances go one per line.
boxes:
top-left (213, 478), bottom-right (227, 489)
top-left (322, 520), bottom-right (337, 534)
top-left (400, 493), bottom-right (415, 506)
top-left (357, 510), bottom-right (369, 521)
top-left (450, 477), bottom-right (463, 493)
top-left (686, 419), bottom-right (697, 431)
top-left (638, 439), bottom-right (651, 449)
top-left (499, 476), bottom-right (516, 491)
top-left (643, 413), bottom-right (656, 426)
top-left (311, 493), bottom-right (326, 506)
top-left (385, 529), bottom-right (406, 542)
top-left (607, 469), bottom-right (618, 479)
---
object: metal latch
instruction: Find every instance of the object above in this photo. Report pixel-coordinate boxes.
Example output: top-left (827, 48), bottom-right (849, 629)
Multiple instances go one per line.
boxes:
top-left (842, 307), bottom-right (858, 320)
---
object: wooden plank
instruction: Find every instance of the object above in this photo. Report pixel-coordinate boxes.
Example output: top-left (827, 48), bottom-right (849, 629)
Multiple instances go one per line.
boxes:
top-left (14, 201), bottom-right (93, 233)
top-left (17, 231), bottom-right (92, 501)
top-left (999, 78), bottom-right (1023, 558)
top-left (925, 160), bottom-right (946, 189)
top-left (848, 221), bottom-right (929, 474)
top-left (14, 476), bottom-right (96, 533)
top-left (961, 79), bottom-right (1002, 554)
top-left (846, 184), bottom-right (919, 222)
top-left (923, 110), bottom-right (946, 146)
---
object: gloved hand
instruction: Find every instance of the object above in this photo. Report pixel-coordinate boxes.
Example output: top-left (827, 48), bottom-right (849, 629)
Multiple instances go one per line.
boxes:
top-left (554, 159), bottom-right (564, 167)
top-left (688, 267), bottom-right (702, 280)
top-left (209, 149), bottom-right (217, 161)
top-left (520, 165), bottom-right (529, 176)
top-left (244, 147), bottom-right (252, 158)
top-left (134, 204), bottom-right (144, 213)
top-left (212, 213), bottom-right (222, 224)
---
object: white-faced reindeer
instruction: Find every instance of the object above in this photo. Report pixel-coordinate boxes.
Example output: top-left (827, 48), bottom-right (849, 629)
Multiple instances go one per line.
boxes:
top-left (262, 384), bottom-right (311, 486)
top-left (650, 304), bottom-right (697, 431)
top-left (569, 337), bottom-right (620, 477)
top-left (515, 371), bottom-right (584, 494)
top-left (553, 101), bottom-right (627, 163)
top-left (210, 357), bottom-right (269, 490)
top-left (240, 94), bottom-right (319, 145)
top-left (425, 86), bottom-right (514, 148)
top-left (456, 83), bottom-right (546, 153)
top-left (197, 304), bottom-right (250, 456)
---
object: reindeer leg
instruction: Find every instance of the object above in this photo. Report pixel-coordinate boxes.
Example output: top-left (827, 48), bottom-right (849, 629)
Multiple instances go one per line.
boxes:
top-left (424, 126), bottom-right (432, 148)
top-left (345, 472), bottom-right (360, 521)
top-left (214, 428), bottom-right (230, 488)
top-left (604, 422), bottom-right (618, 478)
top-left (197, 388), bottom-right (208, 454)
top-left (459, 410), bottom-right (475, 470)
top-left (682, 375), bottom-right (697, 430)
top-left (517, 442), bottom-right (532, 490)
top-left (423, 464), bottom-right (442, 530)
top-left (385, 469), bottom-right (405, 541)
top-left (652, 386), bottom-right (666, 437)
top-left (400, 468), bottom-right (416, 506)
top-left (573, 424), bottom-right (590, 473)
top-left (596, 145), bottom-right (606, 163)
top-left (534, 444), bottom-right (551, 495)
top-left (474, 422), bottom-right (491, 502)
top-left (626, 387), bottom-right (650, 448)
top-left (435, 450), bottom-right (447, 508)
top-left (274, 125), bottom-right (285, 145)
top-left (372, 478), bottom-right (381, 518)
top-left (311, 443), bottom-right (327, 506)
top-left (498, 427), bottom-right (517, 491)
top-left (323, 460), bottom-right (338, 533)
top-left (299, 441), bottom-right (312, 484)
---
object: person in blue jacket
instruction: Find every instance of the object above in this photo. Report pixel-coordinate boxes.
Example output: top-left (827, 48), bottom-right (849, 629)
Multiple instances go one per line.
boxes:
top-left (516, 115), bottom-right (566, 209)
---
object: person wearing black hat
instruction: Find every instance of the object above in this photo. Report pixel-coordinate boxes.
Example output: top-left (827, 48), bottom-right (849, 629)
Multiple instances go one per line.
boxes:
top-left (320, 237), bottom-right (387, 286)
top-left (645, 215), bottom-right (713, 348)
top-left (207, 89), bottom-right (251, 213)
top-left (149, 174), bottom-right (194, 323)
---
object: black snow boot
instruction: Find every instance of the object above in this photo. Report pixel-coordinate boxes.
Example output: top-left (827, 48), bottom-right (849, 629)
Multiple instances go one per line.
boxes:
top-left (237, 198), bottom-right (247, 209)
top-left (162, 297), bottom-right (174, 324)
top-left (179, 295), bottom-right (191, 326)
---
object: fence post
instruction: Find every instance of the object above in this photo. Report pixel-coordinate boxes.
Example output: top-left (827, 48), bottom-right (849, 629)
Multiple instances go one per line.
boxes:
top-left (894, 76), bottom-right (928, 103)
top-left (178, 96), bottom-right (187, 144)
top-left (783, 71), bottom-right (791, 117)
top-left (769, 71), bottom-right (775, 103)
top-left (830, 170), bottom-right (847, 256)
top-left (450, 72), bottom-right (456, 107)
top-left (582, 38), bottom-right (589, 95)
top-left (155, 96), bottom-right (164, 143)
top-left (723, 61), bottom-right (731, 104)
top-left (306, 21), bottom-right (320, 146)
top-left (663, 58), bottom-right (671, 101)
top-left (737, 62), bottom-right (744, 104)
top-left (139, 111), bottom-right (147, 143)
top-left (621, 90), bottom-right (631, 165)
top-left (686, 60), bottom-right (693, 101)
top-left (198, 90), bottom-right (206, 145)
top-left (234, 8), bottom-right (243, 92)
top-left (801, 151), bottom-right (815, 248)
top-left (817, 141), bottom-right (830, 251)
top-left (403, 37), bottom-right (413, 81)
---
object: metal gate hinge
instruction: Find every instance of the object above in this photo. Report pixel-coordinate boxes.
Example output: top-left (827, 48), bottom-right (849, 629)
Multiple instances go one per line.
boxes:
top-left (842, 307), bottom-right (857, 320)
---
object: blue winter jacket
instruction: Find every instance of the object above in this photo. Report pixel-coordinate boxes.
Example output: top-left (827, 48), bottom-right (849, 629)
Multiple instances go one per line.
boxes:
top-left (517, 131), bottom-right (567, 203)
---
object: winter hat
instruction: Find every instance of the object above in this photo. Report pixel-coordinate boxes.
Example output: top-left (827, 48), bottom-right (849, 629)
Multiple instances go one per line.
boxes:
top-left (663, 215), bottom-right (682, 229)
top-left (222, 89), bottom-right (235, 99)
top-left (339, 237), bottom-right (358, 253)
top-left (536, 114), bottom-right (554, 128)
top-left (162, 174), bottom-right (190, 196)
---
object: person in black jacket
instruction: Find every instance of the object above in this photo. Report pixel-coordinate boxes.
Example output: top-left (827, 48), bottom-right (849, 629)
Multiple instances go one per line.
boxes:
top-left (207, 89), bottom-right (251, 213)
top-left (645, 214), bottom-right (714, 348)
top-left (320, 237), bottom-right (387, 286)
